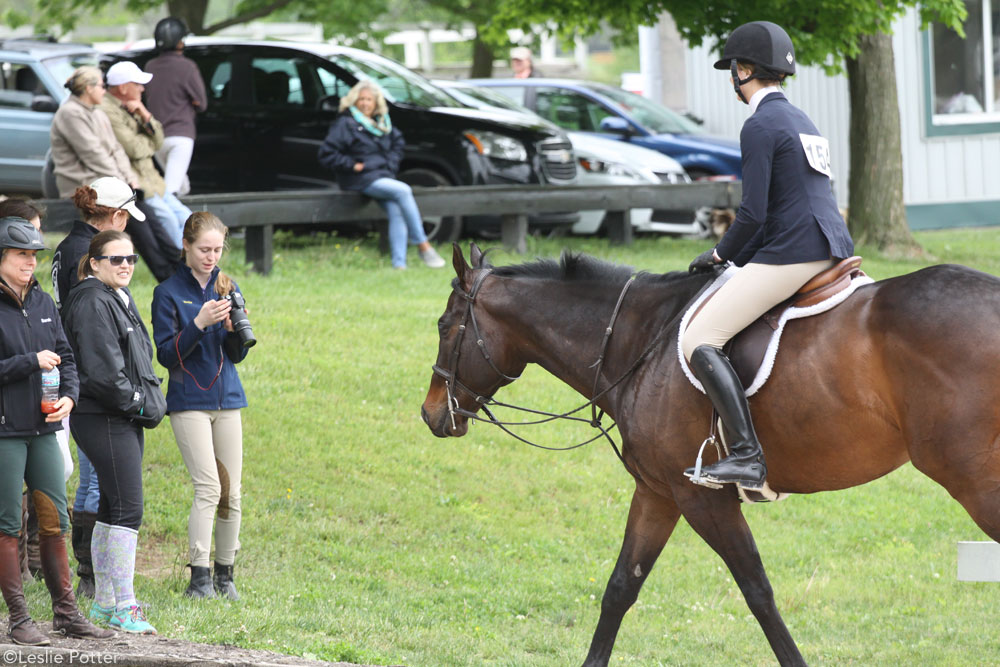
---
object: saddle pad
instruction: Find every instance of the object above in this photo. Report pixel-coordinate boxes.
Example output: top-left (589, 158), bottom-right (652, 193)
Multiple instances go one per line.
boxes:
top-left (677, 266), bottom-right (875, 397)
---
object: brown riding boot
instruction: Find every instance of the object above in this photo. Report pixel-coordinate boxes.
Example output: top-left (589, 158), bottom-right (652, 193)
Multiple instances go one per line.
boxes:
top-left (0, 534), bottom-right (49, 646)
top-left (38, 534), bottom-right (114, 639)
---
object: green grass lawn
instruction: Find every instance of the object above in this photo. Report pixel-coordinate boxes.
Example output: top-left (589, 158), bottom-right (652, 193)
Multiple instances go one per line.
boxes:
top-left (28, 227), bottom-right (1000, 665)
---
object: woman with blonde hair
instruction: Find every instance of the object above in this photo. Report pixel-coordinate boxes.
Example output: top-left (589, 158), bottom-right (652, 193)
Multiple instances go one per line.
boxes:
top-left (151, 212), bottom-right (252, 599)
top-left (318, 80), bottom-right (444, 270)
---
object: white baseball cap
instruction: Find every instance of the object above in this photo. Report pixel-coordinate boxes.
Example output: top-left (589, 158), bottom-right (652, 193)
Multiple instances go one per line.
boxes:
top-left (510, 46), bottom-right (533, 61)
top-left (89, 177), bottom-right (145, 221)
top-left (106, 61), bottom-right (153, 87)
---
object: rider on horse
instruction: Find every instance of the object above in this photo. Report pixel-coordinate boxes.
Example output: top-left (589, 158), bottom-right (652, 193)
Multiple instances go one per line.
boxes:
top-left (682, 21), bottom-right (855, 491)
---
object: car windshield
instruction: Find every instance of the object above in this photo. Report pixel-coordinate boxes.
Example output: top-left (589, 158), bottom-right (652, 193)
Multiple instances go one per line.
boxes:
top-left (41, 52), bottom-right (99, 91)
top-left (328, 53), bottom-right (461, 109)
top-left (456, 85), bottom-right (531, 113)
top-left (583, 83), bottom-right (703, 135)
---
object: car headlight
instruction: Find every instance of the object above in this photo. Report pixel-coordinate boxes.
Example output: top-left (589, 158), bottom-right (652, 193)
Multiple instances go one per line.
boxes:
top-left (578, 158), bottom-right (652, 182)
top-left (463, 131), bottom-right (528, 162)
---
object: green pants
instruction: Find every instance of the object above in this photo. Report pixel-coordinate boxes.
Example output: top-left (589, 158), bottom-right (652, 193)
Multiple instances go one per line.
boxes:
top-left (0, 433), bottom-right (69, 537)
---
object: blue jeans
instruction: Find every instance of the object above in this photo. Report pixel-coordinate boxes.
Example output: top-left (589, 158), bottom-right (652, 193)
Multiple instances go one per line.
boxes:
top-left (145, 192), bottom-right (192, 248)
top-left (361, 178), bottom-right (428, 268)
top-left (73, 446), bottom-right (100, 514)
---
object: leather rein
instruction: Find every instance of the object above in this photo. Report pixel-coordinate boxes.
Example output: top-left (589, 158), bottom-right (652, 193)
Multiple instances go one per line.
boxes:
top-left (431, 267), bottom-right (656, 470)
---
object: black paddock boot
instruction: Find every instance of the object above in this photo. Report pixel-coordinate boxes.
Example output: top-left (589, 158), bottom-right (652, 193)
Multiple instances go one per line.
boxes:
top-left (71, 511), bottom-right (97, 598)
top-left (213, 563), bottom-right (239, 601)
top-left (184, 565), bottom-right (216, 599)
top-left (684, 345), bottom-right (767, 490)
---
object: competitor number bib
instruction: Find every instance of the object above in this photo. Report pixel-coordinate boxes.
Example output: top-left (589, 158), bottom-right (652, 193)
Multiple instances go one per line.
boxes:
top-left (799, 133), bottom-right (832, 178)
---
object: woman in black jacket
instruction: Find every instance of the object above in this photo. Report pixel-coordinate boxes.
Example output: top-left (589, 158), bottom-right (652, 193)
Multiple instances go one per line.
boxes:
top-left (0, 217), bottom-right (113, 646)
top-left (62, 230), bottom-right (164, 635)
top-left (317, 80), bottom-right (444, 270)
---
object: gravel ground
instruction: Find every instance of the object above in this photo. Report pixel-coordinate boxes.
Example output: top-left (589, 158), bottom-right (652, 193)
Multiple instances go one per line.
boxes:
top-left (0, 621), bottom-right (388, 666)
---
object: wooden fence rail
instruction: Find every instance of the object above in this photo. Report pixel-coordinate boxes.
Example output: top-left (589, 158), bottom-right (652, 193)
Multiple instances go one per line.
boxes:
top-left (36, 181), bottom-right (741, 274)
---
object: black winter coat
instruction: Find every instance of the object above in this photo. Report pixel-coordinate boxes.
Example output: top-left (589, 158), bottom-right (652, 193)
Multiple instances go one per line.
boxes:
top-left (317, 111), bottom-right (405, 191)
top-left (0, 277), bottom-right (79, 437)
top-left (51, 220), bottom-right (97, 310)
top-left (61, 278), bottom-right (159, 418)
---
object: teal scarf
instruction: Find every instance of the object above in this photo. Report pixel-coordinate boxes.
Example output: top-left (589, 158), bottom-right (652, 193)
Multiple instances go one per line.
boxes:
top-left (349, 106), bottom-right (392, 136)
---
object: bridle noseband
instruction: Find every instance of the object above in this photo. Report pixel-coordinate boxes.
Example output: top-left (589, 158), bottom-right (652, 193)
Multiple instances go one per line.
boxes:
top-left (431, 267), bottom-right (519, 431)
top-left (431, 266), bottom-right (653, 472)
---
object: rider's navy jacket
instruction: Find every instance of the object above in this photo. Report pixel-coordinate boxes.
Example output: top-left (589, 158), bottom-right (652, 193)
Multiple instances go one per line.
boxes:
top-left (150, 264), bottom-right (248, 413)
top-left (716, 92), bottom-right (854, 266)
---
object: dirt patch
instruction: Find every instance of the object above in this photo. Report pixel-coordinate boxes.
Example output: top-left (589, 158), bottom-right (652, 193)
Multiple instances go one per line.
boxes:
top-left (0, 626), bottom-right (387, 666)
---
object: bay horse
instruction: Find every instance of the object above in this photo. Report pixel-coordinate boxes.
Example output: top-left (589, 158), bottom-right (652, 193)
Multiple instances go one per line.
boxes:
top-left (421, 243), bottom-right (1000, 666)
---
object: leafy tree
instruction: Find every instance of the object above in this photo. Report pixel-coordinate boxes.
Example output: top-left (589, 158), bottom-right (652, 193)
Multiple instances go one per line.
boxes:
top-left (501, 0), bottom-right (968, 253)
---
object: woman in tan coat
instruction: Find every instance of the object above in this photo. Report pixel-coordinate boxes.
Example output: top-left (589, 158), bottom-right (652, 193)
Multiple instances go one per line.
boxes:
top-left (49, 67), bottom-right (138, 198)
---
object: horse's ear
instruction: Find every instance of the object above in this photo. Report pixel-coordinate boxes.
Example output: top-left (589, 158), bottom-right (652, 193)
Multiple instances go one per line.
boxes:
top-left (469, 242), bottom-right (484, 268)
top-left (452, 242), bottom-right (472, 287)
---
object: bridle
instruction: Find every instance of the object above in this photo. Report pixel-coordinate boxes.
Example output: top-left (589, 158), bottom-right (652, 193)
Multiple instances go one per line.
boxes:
top-left (431, 266), bottom-right (663, 471)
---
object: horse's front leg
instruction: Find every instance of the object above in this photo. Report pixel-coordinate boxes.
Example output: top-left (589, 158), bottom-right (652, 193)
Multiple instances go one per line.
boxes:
top-left (677, 488), bottom-right (806, 667)
top-left (583, 480), bottom-right (680, 667)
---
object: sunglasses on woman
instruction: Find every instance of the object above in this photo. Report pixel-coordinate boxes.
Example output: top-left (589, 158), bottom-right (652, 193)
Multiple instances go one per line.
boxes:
top-left (95, 254), bottom-right (139, 266)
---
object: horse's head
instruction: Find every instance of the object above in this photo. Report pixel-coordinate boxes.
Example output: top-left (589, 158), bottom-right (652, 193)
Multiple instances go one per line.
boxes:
top-left (421, 243), bottom-right (526, 438)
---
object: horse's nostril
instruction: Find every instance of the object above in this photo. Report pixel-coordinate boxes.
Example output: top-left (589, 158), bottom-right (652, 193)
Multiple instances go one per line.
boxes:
top-left (421, 406), bottom-right (430, 425)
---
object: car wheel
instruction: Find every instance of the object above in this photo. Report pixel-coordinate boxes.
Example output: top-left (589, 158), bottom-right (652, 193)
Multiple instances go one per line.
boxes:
top-left (397, 168), bottom-right (463, 243)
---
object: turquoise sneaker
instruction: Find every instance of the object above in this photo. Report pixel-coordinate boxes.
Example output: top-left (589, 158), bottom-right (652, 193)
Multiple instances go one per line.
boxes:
top-left (87, 603), bottom-right (114, 626)
top-left (109, 605), bottom-right (157, 635)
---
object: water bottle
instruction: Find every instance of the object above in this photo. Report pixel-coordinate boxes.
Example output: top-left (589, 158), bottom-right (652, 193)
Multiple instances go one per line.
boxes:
top-left (40, 366), bottom-right (59, 414)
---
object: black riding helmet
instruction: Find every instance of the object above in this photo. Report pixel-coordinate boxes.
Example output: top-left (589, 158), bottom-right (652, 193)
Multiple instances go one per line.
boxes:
top-left (714, 21), bottom-right (795, 103)
top-left (0, 216), bottom-right (47, 251)
top-left (154, 17), bottom-right (188, 51)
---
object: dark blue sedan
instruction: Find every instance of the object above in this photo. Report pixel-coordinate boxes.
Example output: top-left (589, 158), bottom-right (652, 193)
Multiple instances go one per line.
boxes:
top-left (464, 78), bottom-right (742, 179)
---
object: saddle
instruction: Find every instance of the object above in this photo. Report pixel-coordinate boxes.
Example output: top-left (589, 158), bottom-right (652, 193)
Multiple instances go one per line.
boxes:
top-left (726, 256), bottom-right (865, 388)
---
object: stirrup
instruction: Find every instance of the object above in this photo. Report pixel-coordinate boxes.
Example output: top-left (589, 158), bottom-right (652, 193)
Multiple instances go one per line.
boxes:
top-left (685, 436), bottom-right (723, 489)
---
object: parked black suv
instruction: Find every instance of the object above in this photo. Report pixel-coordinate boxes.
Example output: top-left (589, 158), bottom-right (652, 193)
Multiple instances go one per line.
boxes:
top-left (105, 39), bottom-right (579, 240)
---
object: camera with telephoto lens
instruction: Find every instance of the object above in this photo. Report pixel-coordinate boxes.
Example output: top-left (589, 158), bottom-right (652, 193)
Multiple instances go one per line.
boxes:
top-left (226, 291), bottom-right (256, 348)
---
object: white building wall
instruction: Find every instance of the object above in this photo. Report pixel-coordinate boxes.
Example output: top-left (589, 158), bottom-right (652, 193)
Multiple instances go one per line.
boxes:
top-left (684, 8), bottom-right (1000, 213)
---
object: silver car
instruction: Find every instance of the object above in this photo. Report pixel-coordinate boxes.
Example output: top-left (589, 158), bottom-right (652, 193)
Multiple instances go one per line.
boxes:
top-left (0, 39), bottom-right (100, 194)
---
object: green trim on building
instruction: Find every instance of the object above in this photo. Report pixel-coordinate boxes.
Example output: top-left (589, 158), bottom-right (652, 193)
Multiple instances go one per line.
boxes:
top-left (921, 31), bottom-right (1000, 137)
top-left (906, 200), bottom-right (1000, 230)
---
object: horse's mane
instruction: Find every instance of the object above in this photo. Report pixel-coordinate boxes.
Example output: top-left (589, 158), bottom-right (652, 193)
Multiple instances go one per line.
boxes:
top-left (484, 249), bottom-right (689, 287)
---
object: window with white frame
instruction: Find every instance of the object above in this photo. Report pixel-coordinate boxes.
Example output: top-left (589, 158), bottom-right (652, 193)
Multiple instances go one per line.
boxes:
top-left (929, 0), bottom-right (1000, 124)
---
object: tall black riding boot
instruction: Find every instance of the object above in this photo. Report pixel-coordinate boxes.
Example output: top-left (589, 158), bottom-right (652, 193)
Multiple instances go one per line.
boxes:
top-left (71, 511), bottom-right (97, 598)
top-left (684, 345), bottom-right (767, 490)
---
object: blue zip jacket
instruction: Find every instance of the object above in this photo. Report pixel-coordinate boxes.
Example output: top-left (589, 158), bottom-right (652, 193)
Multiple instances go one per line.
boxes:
top-left (151, 264), bottom-right (249, 412)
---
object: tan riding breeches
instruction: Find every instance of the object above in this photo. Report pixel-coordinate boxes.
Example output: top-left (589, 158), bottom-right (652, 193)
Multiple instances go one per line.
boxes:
top-left (170, 409), bottom-right (243, 567)
top-left (681, 259), bottom-right (834, 362)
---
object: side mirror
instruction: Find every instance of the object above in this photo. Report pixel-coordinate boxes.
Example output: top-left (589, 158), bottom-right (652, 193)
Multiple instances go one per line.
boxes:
top-left (318, 95), bottom-right (340, 112)
top-left (599, 115), bottom-right (633, 137)
top-left (31, 95), bottom-right (59, 113)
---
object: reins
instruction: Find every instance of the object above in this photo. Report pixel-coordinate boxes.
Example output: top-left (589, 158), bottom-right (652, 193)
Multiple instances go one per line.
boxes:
top-left (432, 267), bottom-right (691, 473)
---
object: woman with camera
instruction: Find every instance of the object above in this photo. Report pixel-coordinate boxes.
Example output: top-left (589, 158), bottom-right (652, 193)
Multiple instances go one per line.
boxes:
top-left (0, 217), bottom-right (115, 646)
top-left (62, 230), bottom-right (165, 635)
top-left (150, 211), bottom-right (251, 600)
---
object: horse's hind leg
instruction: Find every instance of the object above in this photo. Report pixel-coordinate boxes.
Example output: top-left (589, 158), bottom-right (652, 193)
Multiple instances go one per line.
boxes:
top-left (583, 481), bottom-right (680, 667)
top-left (679, 490), bottom-right (806, 667)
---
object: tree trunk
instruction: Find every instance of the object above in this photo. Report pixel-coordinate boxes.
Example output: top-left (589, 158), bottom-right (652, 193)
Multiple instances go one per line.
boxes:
top-left (470, 33), bottom-right (494, 78)
top-left (845, 32), bottom-right (921, 256)
top-left (167, 0), bottom-right (209, 34)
